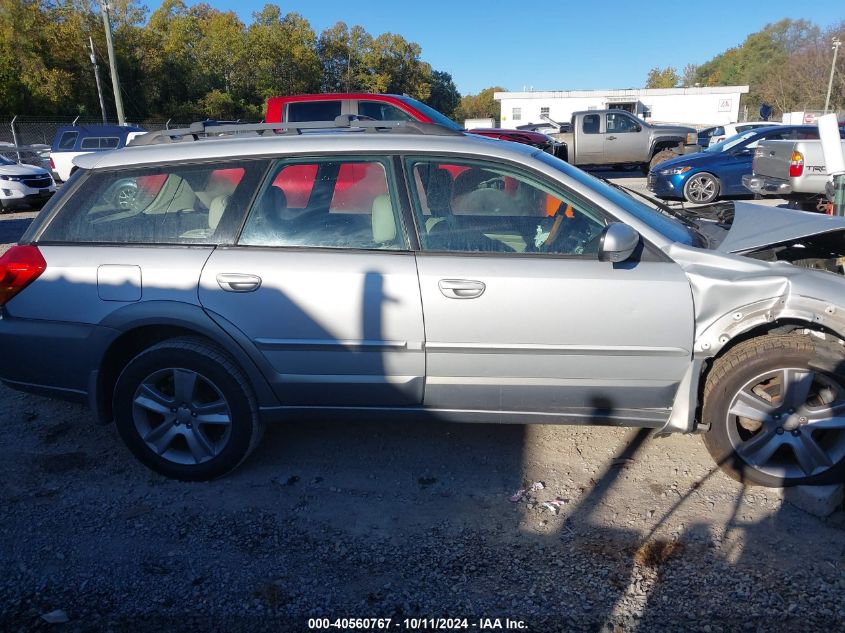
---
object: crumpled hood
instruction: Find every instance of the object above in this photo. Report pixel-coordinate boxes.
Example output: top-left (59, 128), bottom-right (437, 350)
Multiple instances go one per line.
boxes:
top-left (0, 163), bottom-right (48, 177)
top-left (716, 201), bottom-right (845, 253)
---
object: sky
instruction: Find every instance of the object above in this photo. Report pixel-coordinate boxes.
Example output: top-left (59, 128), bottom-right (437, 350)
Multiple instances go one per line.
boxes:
top-left (147, 0), bottom-right (845, 95)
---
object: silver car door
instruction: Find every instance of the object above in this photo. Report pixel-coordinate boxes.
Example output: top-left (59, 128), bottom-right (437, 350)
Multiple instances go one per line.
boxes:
top-left (606, 112), bottom-right (644, 163)
top-left (406, 157), bottom-right (694, 422)
top-left (199, 157), bottom-right (425, 406)
top-left (576, 113), bottom-right (605, 163)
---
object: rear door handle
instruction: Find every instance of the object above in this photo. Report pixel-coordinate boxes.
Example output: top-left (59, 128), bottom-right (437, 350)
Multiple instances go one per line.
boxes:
top-left (216, 273), bottom-right (262, 292)
top-left (438, 279), bottom-right (486, 299)
top-left (607, 135), bottom-right (617, 140)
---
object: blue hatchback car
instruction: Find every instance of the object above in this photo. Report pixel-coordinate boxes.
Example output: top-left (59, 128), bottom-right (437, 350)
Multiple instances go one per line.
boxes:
top-left (647, 125), bottom-right (822, 204)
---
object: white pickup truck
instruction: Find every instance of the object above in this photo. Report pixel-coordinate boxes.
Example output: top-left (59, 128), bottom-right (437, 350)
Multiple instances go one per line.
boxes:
top-left (743, 132), bottom-right (845, 211)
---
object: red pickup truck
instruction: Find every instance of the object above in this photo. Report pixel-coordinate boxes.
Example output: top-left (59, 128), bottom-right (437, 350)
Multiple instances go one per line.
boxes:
top-left (264, 93), bottom-right (559, 155)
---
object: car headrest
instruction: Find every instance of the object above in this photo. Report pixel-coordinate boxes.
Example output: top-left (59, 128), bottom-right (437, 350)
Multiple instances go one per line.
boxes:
top-left (371, 194), bottom-right (396, 244)
top-left (208, 194), bottom-right (230, 230)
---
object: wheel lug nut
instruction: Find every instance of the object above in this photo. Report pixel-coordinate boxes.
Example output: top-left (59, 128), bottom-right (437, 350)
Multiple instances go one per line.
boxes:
top-left (192, 412), bottom-right (197, 417)
top-left (791, 429), bottom-right (800, 436)
top-left (799, 416), bottom-right (807, 424)
top-left (776, 427), bottom-right (784, 435)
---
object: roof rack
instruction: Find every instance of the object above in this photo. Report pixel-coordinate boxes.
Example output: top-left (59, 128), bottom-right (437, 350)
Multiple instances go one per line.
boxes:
top-left (129, 115), bottom-right (463, 146)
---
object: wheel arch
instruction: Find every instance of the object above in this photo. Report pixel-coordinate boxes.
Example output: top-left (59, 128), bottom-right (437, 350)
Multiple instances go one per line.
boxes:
top-left (664, 316), bottom-right (845, 436)
top-left (650, 138), bottom-right (684, 157)
top-left (91, 301), bottom-right (279, 424)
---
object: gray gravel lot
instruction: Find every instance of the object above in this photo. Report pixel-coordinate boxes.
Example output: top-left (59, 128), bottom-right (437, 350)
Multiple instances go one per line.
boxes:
top-left (2, 180), bottom-right (843, 632)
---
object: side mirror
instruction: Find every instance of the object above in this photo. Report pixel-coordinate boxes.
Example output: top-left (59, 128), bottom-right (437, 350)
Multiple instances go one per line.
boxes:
top-left (598, 223), bottom-right (640, 263)
top-left (634, 125), bottom-right (642, 132)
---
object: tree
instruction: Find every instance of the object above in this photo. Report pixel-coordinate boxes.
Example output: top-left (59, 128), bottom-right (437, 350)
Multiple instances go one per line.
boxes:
top-left (425, 70), bottom-right (460, 118)
top-left (359, 32), bottom-right (431, 100)
top-left (681, 64), bottom-right (698, 88)
top-left (645, 66), bottom-right (679, 88)
top-left (246, 5), bottom-right (321, 102)
top-left (317, 21), bottom-right (372, 92)
top-left (455, 86), bottom-right (505, 123)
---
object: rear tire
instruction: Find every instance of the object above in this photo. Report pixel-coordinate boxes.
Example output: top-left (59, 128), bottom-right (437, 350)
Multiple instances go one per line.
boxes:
top-left (113, 337), bottom-right (263, 481)
top-left (702, 334), bottom-right (845, 487)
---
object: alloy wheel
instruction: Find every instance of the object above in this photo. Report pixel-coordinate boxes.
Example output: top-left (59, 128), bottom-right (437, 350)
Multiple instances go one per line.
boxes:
top-left (132, 368), bottom-right (232, 465)
top-left (685, 174), bottom-right (717, 204)
top-left (725, 367), bottom-right (845, 479)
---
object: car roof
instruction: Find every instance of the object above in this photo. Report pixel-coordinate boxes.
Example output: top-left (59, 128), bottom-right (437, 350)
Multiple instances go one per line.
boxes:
top-left (267, 93), bottom-right (407, 102)
top-left (73, 131), bottom-right (540, 171)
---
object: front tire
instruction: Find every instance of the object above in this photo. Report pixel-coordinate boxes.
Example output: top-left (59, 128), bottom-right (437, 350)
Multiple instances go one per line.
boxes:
top-left (113, 337), bottom-right (263, 481)
top-left (702, 334), bottom-right (845, 487)
top-left (683, 172), bottom-right (720, 204)
top-left (649, 149), bottom-right (677, 171)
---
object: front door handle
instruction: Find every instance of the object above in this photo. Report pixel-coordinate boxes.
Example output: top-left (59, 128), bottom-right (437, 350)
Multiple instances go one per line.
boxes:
top-left (438, 279), bottom-right (486, 299)
top-left (216, 273), bottom-right (262, 293)
top-left (607, 135), bottom-right (617, 140)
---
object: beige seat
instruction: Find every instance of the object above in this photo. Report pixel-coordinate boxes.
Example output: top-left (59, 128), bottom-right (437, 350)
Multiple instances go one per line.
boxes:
top-left (371, 194), bottom-right (396, 244)
top-left (180, 194), bottom-right (229, 239)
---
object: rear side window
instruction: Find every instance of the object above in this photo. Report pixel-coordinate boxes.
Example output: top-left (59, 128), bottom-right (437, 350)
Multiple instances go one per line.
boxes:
top-left (240, 158), bottom-right (403, 250)
top-left (582, 115), bottom-right (600, 134)
top-left (80, 137), bottom-right (120, 150)
top-left (287, 101), bottom-right (342, 122)
top-left (40, 160), bottom-right (267, 245)
top-left (57, 131), bottom-right (78, 150)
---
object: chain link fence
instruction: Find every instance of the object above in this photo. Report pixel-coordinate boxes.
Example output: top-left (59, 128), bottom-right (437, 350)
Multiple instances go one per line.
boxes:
top-left (0, 116), bottom-right (190, 167)
top-left (0, 116), bottom-right (188, 147)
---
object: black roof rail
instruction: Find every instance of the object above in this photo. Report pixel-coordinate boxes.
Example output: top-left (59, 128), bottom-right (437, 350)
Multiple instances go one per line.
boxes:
top-left (129, 115), bottom-right (463, 146)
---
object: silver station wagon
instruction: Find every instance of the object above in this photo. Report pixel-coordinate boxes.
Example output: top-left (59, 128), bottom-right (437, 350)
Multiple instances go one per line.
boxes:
top-left (1, 119), bottom-right (844, 486)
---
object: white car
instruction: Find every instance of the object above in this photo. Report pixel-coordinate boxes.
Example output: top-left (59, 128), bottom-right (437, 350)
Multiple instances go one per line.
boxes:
top-left (0, 155), bottom-right (56, 211)
top-left (708, 122), bottom-right (775, 146)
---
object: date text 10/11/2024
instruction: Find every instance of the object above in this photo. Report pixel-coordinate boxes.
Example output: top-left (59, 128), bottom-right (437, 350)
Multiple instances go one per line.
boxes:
top-left (307, 617), bottom-right (529, 630)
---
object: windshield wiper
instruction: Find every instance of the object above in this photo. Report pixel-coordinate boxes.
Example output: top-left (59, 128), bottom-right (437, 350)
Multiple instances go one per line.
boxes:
top-left (597, 176), bottom-right (713, 247)
top-left (599, 177), bottom-right (699, 223)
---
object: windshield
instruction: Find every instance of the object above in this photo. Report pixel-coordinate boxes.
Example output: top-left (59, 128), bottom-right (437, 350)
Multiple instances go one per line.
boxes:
top-left (534, 151), bottom-right (704, 247)
top-left (704, 130), bottom-right (758, 153)
top-left (396, 96), bottom-right (463, 131)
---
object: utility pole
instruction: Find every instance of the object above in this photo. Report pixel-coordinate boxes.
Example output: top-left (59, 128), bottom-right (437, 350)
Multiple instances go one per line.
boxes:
top-left (89, 37), bottom-right (108, 124)
top-left (824, 37), bottom-right (841, 115)
top-left (99, 0), bottom-right (125, 125)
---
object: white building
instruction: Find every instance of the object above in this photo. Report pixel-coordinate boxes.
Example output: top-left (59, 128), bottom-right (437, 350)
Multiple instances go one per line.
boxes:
top-left (495, 86), bottom-right (750, 129)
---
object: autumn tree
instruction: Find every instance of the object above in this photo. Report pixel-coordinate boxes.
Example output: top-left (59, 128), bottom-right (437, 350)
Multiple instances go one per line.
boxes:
top-left (455, 86), bottom-right (505, 123)
top-left (645, 66), bottom-right (680, 88)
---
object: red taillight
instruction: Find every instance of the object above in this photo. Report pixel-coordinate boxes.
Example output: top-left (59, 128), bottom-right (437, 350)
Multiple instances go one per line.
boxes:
top-left (789, 150), bottom-right (804, 178)
top-left (0, 245), bottom-right (47, 306)
top-left (49, 156), bottom-right (55, 169)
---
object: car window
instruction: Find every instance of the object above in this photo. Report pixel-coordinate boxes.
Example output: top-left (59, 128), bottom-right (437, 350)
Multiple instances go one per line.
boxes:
top-left (286, 101), bottom-right (342, 122)
top-left (57, 131), bottom-right (78, 150)
top-left (407, 158), bottom-right (606, 256)
top-left (358, 101), bottom-right (414, 122)
top-left (240, 158), bottom-right (404, 250)
top-left (40, 161), bottom-right (265, 244)
top-left (606, 113), bottom-right (638, 133)
top-left (745, 130), bottom-right (791, 149)
top-left (80, 137), bottom-right (120, 150)
top-left (582, 115), bottom-right (600, 134)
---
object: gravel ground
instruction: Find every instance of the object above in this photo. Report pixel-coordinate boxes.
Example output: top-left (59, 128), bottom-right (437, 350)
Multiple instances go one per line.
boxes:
top-left (3, 184), bottom-right (843, 632)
